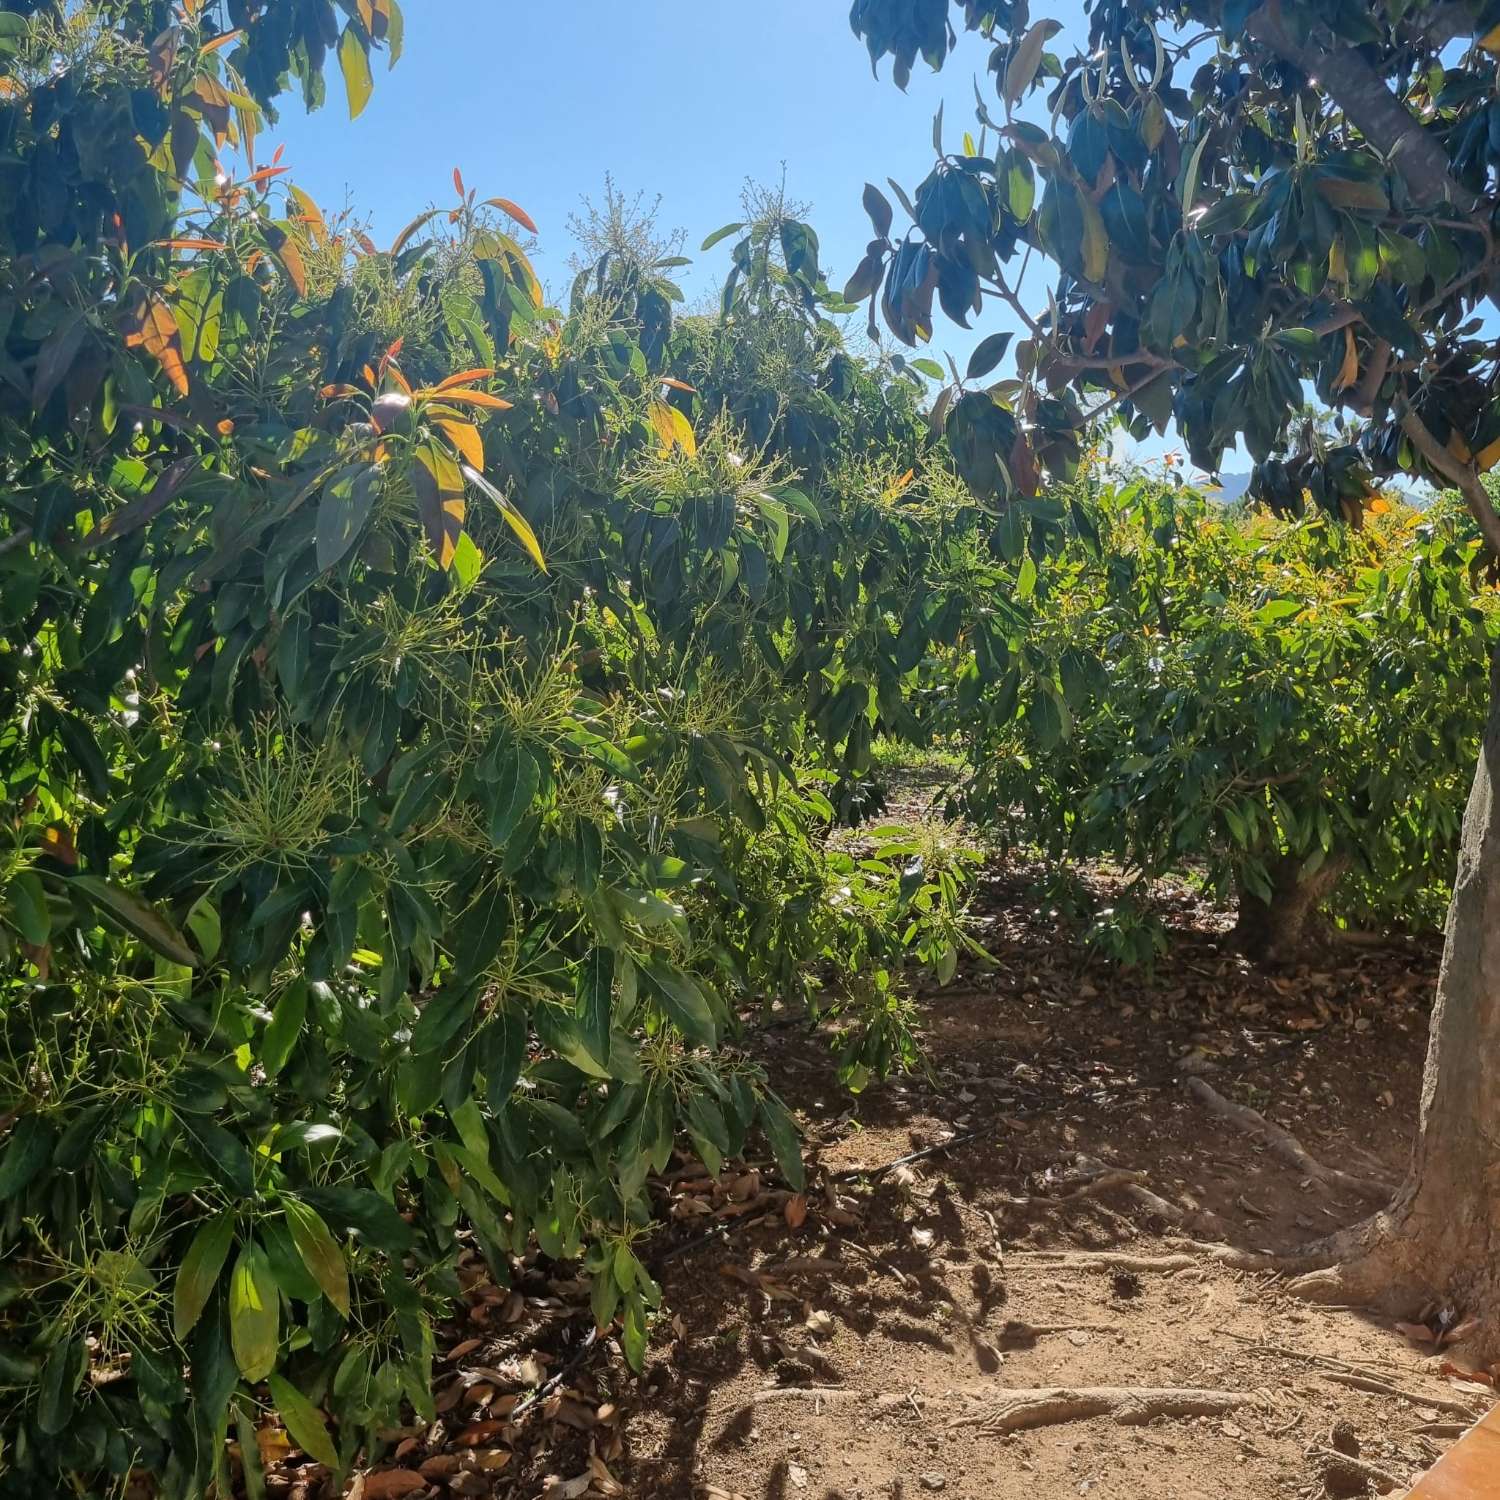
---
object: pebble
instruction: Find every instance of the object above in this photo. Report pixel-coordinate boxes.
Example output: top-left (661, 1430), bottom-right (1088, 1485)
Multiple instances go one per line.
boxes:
top-left (920, 1475), bottom-right (946, 1492)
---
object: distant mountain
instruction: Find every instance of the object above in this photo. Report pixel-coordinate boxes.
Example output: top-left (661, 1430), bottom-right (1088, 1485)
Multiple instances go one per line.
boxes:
top-left (1198, 473), bottom-right (1250, 503)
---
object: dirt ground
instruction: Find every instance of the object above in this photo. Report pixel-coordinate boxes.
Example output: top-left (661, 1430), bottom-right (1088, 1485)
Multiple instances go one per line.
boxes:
top-left (346, 854), bottom-right (1500, 1500)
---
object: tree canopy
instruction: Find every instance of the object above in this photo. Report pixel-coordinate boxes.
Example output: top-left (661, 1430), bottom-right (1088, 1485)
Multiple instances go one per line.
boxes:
top-left (846, 0), bottom-right (1500, 544)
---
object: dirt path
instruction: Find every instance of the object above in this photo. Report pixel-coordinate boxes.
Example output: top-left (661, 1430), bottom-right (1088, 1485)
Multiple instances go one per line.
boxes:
top-left (351, 865), bottom-right (1498, 1500)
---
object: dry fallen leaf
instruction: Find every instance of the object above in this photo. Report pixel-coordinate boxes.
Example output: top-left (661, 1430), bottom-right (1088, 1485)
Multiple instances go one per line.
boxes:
top-left (784, 1194), bottom-right (808, 1228)
top-left (1437, 1359), bottom-right (1495, 1387)
top-left (362, 1472), bottom-right (428, 1500)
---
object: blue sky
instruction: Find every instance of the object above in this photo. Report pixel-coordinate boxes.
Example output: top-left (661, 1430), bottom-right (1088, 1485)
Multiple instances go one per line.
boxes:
top-left (264, 1), bottom-right (1187, 464)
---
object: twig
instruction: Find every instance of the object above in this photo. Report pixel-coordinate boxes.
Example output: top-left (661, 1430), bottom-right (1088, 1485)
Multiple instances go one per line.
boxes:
top-left (1319, 1370), bottom-right (1481, 1417)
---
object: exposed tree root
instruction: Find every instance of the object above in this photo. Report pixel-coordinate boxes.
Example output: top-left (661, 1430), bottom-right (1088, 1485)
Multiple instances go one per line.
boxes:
top-left (951, 1385), bottom-right (1255, 1434)
top-left (1183, 1077), bottom-right (1394, 1201)
top-left (1014, 1244), bottom-right (1284, 1274)
top-left (749, 1386), bottom-right (860, 1405)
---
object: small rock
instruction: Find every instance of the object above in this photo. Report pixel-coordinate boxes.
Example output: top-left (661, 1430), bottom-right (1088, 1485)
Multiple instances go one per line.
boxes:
top-left (788, 1462), bottom-right (809, 1491)
top-left (920, 1475), bottom-right (946, 1492)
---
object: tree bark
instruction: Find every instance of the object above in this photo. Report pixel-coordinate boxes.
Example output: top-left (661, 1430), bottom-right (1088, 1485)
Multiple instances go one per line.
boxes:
top-left (1246, 5), bottom-right (1479, 211)
top-left (1290, 648), bottom-right (1500, 1353)
top-left (1233, 852), bottom-right (1349, 966)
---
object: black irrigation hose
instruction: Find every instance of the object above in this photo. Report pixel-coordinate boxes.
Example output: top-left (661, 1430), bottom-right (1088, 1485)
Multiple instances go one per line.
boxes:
top-left (510, 1327), bottom-right (601, 1425)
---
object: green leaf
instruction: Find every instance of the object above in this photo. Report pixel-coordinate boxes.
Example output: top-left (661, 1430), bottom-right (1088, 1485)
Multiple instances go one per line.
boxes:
top-left (642, 960), bottom-right (717, 1047)
top-left (575, 947), bottom-right (614, 1068)
top-left (185, 893), bottom-right (221, 963)
top-left (967, 332), bottom-right (1014, 382)
top-left (174, 1211), bottom-right (236, 1342)
top-left (0, 1114), bottom-right (55, 1199)
top-left (621, 1289), bottom-right (648, 1371)
top-left (228, 1241), bottom-right (280, 1382)
top-left (758, 1093), bottom-right (805, 1190)
top-left (283, 1199), bottom-right (351, 1318)
top-left (70, 875), bottom-right (197, 967)
top-left (487, 744), bottom-right (541, 847)
top-left (261, 982), bottom-right (307, 1078)
top-left (266, 1373), bottom-right (340, 1469)
top-left (338, 24), bottom-right (374, 119)
top-left (5, 871), bottom-right (49, 946)
top-left (36, 1336), bottom-right (86, 1436)
top-left (316, 463), bottom-right (381, 573)
top-left (700, 221), bottom-right (747, 252)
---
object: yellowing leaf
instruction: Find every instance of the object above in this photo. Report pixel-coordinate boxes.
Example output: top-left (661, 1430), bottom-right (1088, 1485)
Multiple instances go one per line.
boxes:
top-left (1333, 326), bottom-right (1359, 392)
top-left (1079, 193), bottom-right (1109, 283)
top-left (338, 24), bottom-right (373, 118)
top-left (283, 1199), bottom-right (350, 1318)
top-left (485, 197), bottom-right (538, 234)
top-left (461, 463), bottom-right (547, 573)
top-left (1482, 23), bottom-right (1500, 52)
top-left (434, 417), bottom-right (483, 470)
top-left (1476, 436), bottom-right (1500, 473)
top-left (1003, 19), bottom-right (1062, 110)
top-left (228, 1241), bottom-right (279, 1382)
top-left (432, 367), bottom-right (496, 391)
top-left (121, 293), bottom-right (189, 397)
top-left (287, 185), bottom-right (327, 247)
top-left (415, 388), bottom-right (512, 411)
top-left (411, 441), bottom-right (465, 569)
top-left (648, 400), bottom-right (696, 458)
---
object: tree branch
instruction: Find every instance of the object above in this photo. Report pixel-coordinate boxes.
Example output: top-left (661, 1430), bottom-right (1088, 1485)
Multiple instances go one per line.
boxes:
top-left (1246, 5), bottom-right (1478, 211)
top-left (1398, 402), bottom-right (1500, 555)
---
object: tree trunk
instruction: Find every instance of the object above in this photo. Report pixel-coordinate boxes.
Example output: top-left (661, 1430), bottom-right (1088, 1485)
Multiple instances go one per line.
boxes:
top-left (1233, 853), bottom-right (1349, 967)
top-left (1290, 649), bottom-right (1500, 1354)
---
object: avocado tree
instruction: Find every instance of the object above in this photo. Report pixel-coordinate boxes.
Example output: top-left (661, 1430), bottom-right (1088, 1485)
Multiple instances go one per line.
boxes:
top-left (845, 0), bottom-right (1500, 1338)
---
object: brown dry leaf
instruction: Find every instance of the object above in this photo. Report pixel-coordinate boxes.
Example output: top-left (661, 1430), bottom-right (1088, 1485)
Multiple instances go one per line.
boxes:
top-left (454, 1419), bottom-right (508, 1447)
top-left (447, 1338), bottom-right (483, 1361)
top-left (468, 1449), bottom-right (513, 1471)
top-left (361, 1472), bottom-right (428, 1499)
top-left (419, 1454), bottom-right (463, 1479)
top-left (552, 1397), bottom-right (596, 1431)
top-left (1437, 1359), bottom-right (1495, 1387)
top-left (540, 1475), bottom-right (593, 1500)
top-left (784, 1194), bottom-right (808, 1229)
top-left (727, 1171), bottom-right (761, 1202)
top-left (589, 1454), bottom-right (626, 1495)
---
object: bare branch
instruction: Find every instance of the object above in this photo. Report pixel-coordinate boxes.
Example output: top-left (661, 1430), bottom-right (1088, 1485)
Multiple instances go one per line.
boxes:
top-left (1398, 402), bottom-right (1500, 556)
